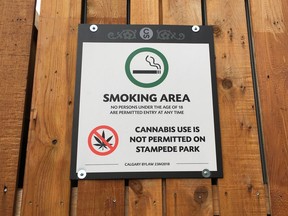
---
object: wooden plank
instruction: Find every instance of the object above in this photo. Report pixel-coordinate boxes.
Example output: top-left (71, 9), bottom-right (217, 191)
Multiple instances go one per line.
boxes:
top-left (250, 0), bottom-right (288, 214)
top-left (87, 0), bottom-right (127, 24)
top-left (130, 0), bottom-right (159, 24)
top-left (128, 1), bottom-right (163, 215)
top-left (76, 1), bottom-right (126, 215)
top-left (20, 0), bottom-right (81, 215)
top-left (161, 1), bottom-right (214, 215)
top-left (166, 179), bottom-right (213, 215)
top-left (125, 140), bottom-right (164, 210)
top-left (206, 0), bottom-right (267, 215)
top-left (77, 181), bottom-right (125, 216)
top-left (128, 180), bottom-right (163, 216)
top-left (162, 0), bottom-right (202, 25)
top-left (0, 0), bottom-right (35, 215)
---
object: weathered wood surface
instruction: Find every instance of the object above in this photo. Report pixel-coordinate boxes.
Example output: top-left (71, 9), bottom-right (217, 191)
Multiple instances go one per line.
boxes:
top-left (77, 181), bottom-right (125, 216)
top-left (0, 0), bottom-right (35, 215)
top-left (250, 0), bottom-right (288, 214)
top-left (87, 0), bottom-right (127, 24)
top-left (166, 179), bottom-right (213, 215)
top-left (162, 0), bottom-right (202, 25)
top-left (128, 179), bottom-right (163, 216)
top-left (206, 0), bottom-right (267, 215)
top-left (20, 0), bottom-right (81, 215)
top-left (130, 0), bottom-right (159, 25)
top-left (77, 1), bottom-right (127, 215)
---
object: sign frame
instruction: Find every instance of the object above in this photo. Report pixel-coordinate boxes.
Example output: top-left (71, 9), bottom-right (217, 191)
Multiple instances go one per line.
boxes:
top-left (71, 24), bottom-right (223, 180)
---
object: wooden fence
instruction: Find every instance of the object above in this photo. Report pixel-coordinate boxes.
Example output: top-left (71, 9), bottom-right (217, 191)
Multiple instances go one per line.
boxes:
top-left (1, 0), bottom-right (287, 215)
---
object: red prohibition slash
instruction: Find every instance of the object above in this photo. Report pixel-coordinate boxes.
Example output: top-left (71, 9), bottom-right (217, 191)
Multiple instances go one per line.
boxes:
top-left (88, 125), bottom-right (119, 156)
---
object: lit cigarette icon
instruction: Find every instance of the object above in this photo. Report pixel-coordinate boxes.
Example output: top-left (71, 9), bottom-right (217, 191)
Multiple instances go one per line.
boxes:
top-left (133, 70), bottom-right (161, 74)
top-left (136, 55), bottom-right (161, 74)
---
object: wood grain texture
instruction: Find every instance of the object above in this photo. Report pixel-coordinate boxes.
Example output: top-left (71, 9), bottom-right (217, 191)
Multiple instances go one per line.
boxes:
top-left (77, 181), bottom-right (125, 216)
top-left (87, 0), bottom-right (127, 24)
top-left (206, 0), bottom-right (267, 214)
top-left (161, 1), bottom-right (214, 215)
top-left (166, 179), bottom-right (213, 216)
top-left (130, 0), bottom-right (159, 24)
top-left (128, 179), bottom-right (163, 216)
top-left (70, 187), bottom-right (78, 216)
top-left (15, 189), bottom-right (23, 216)
top-left (162, 0), bottom-right (202, 25)
top-left (76, 1), bottom-right (126, 215)
top-left (20, 0), bottom-right (81, 215)
top-left (0, 0), bottom-right (35, 215)
top-left (250, 0), bottom-right (288, 214)
top-left (212, 185), bottom-right (220, 215)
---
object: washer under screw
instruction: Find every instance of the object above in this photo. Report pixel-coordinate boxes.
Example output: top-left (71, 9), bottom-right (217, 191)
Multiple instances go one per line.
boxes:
top-left (202, 169), bottom-right (211, 178)
top-left (90, 24), bottom-right (98, 32)
top-left (192, 25), bottom-right (200, 32)
top-left (78, 169), bottom-right (87, 179)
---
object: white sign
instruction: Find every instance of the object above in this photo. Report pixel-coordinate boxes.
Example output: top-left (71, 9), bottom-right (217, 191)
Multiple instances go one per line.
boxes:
top-left (71, 25), bottom-right (222, 179)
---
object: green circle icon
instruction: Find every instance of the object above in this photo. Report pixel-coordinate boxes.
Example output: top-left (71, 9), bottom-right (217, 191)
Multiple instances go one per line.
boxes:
top-left (125, 47), bottom-right (169, 88)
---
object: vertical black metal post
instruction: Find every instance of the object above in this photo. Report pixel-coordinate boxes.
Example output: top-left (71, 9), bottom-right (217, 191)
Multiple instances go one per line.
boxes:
top-left (201, 0), bottom-right (207, 25)
top-left (245, 0), bottom-right (268, 183)
top-left (81, 0), bottom-right (87, 24)
top-left (127, 0), bottom-right (131, 24)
